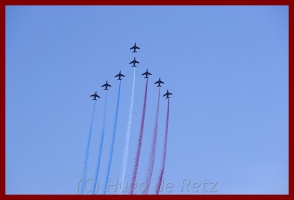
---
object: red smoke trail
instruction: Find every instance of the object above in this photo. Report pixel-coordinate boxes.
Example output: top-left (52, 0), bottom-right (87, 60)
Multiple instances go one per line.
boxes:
top-left (155, 98), bottom-right (170, 194)
top-left (130, 79), bottom-right (149, 194)
top-left (144, 88), bottom-right (161, 194)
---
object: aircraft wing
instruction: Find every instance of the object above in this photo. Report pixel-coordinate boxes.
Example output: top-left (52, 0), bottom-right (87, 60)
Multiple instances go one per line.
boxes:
top-left (163, 93), bottom-right (167, 97)
top-left (115, 74), bottom-right (119, 77)
top-left (101, 84), bottom-right (106, 87)
top-left (135, 60), bottom-right (139, 63)
top-left (130, 46), bottom-right (134, 50)
top-left (122, 74), bottom-right (125, 77)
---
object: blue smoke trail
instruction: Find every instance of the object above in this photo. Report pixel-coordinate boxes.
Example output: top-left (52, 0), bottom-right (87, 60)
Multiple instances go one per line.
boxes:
top-left (80, 101), bottom-right (96, 194)
top-left (103, 81), bottom-right (122, 194)
top-left (121, 68), bottom-right (136, 193)
top-left (92, 91), bottom-right (108, 194)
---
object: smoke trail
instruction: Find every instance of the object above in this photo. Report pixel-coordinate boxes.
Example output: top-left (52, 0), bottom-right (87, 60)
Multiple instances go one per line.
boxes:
top-left (92, 91), bottom-right (108, 194)
top-left (155, 99), bottom-right (170, 194)
top-left (121, 68), bottom-right (136, 192)
top-left (103, 81), bottom-right (122, 194)
top-left (130, 78), bottom-right (149, 194)
top-left (144, 88), bottom-right (161, 194)
top-left (80, 101), bottom-right (96, 194)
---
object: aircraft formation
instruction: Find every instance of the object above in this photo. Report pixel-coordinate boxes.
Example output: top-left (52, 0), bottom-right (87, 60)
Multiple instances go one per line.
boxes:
top-left (83, 42), bottom-right (172, 195)
top-left (90, 42), bottom-right (172, 101)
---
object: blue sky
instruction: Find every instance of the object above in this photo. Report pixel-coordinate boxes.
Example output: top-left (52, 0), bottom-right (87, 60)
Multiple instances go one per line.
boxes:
top-left (6, 6), bottom-right (288, 194)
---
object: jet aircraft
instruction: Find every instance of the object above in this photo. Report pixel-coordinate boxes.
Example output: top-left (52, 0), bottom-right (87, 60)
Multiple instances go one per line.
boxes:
top-left (115, 70), bottom-right (125, 80)
top-left (101, 81), bottom-right (111, 90)
top-left (142, 69), bottom-right (152, 78)
top-left (163, 90), bottom-right (172, 99)
top-left (90, 91), bottom-right (100, 100)
top-left (129, 57), bottom-right (139, 67)
top-left (130, 42), bottom-right (140, 53)
top-left (154, 78), bottom-right (164, 87)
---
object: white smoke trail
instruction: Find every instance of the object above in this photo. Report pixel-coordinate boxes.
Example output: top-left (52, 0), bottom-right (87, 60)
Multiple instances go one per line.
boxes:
top-left (120, 68), bottom-right (136, 193)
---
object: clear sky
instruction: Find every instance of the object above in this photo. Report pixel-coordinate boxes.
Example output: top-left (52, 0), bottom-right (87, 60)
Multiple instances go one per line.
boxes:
top-left (6, 6), bottom-right (288, 194)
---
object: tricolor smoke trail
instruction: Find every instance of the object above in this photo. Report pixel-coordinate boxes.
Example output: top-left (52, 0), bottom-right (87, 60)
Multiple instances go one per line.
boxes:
top-left (155, 98), bottom-right (170, 194)
top-left (121, 68), bottom-right (136, 191)
top-left (92, 91), bottom-right (108, 194)
top-left (130, 78), bottom-right (149, 194)
top-left (80, 101), bottom-right (97, 194)
top-left (103, 81), bottom-right (122, 194)
top-left (144, 88), bottom-right (161, 194)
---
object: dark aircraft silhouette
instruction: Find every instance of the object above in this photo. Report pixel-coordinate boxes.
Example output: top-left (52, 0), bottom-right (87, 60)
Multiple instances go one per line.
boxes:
top-left (101, 81), bottom-right (111, 90)
top-left (90, 91), bottom-right (100, 100)
top-left (129, 57), bottom-right (139, 67)
top-left (130, 42), bottom-right (140, 53)
top-left (154, 78), bottom-right (164, 87)
top-left (142, 69), bottom-right (152, 79)
top-left (115, 70), bottom-right (125, 80)
top-left (163, 90), bottom-right (172, 99)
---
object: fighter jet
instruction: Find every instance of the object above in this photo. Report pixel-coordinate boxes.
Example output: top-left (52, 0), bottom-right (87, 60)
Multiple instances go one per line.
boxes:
top-left (90, 91), bottom-right (100, 101)
top-left (142, 69), bottom-right (152, 79)
top-left (101, 81), bottom-right (111, 90)
top-left (163, 90), bottom-right (172, 99)
top-left (130, 42), bottom-right (140, 53)
top-left (115, 70), bottom-right (125, 80)
top-left (129, 57), bottom-right (139, 67)
top-left (154, 78), bottom-right (164, 87)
